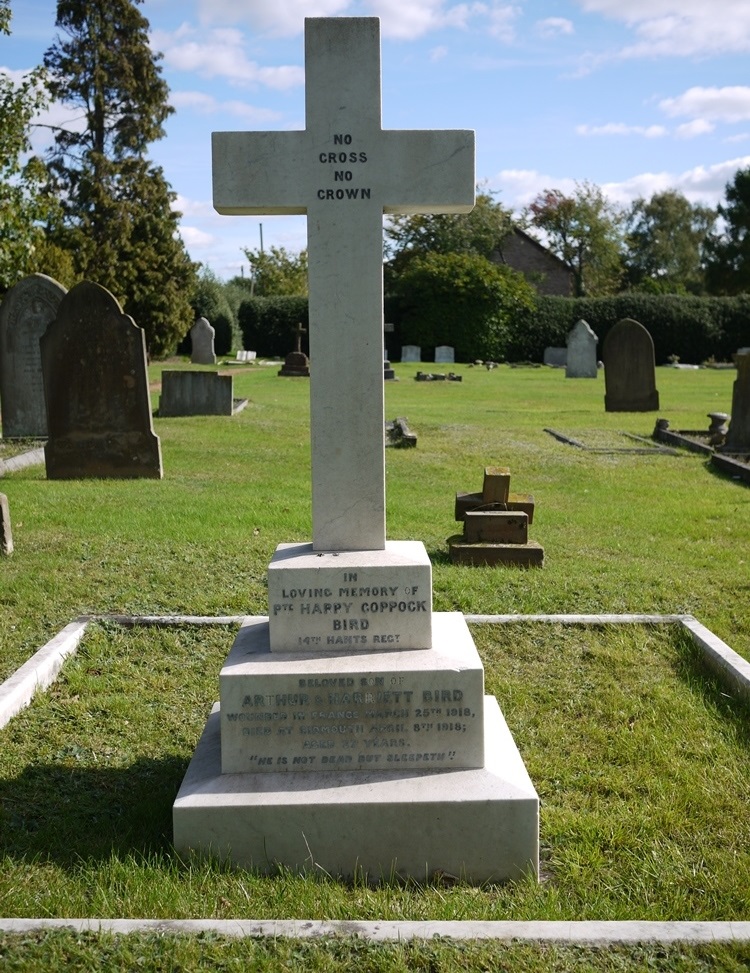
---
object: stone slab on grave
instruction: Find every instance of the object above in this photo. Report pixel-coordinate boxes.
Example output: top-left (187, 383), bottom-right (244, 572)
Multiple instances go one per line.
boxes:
top-left (40, 280), bottom-right (162, 479)
top-left (400, 345), bottom-right (420, 363)
top-left (190, 317), bottom-right (216, 365)
top-left (173, 694), bottom-right (538, 882)
top-left (449, 539), bottom-right (545, 568)
top-left (159, 370), bottom-right (236, 417)
top-left (464, 509), bottom-right (528, 544)
top-left (0, 273), bottom-right (67, 439)
top-left (455, 491), bottom-right (535, 524)
top-left (220, 613), bottom-right (484, 774)
top-left (174, 16), bottom-right (538, 882)
top-left (267, 541), bottom-right (432, 652)
top-left (543, 346), bottom-right (567, 368)
top-left (435, 345), bottom-right (455, 364)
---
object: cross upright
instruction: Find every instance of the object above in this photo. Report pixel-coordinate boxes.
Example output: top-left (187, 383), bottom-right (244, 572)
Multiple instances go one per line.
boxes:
top-left (213, 17), bottom-right (474, 552)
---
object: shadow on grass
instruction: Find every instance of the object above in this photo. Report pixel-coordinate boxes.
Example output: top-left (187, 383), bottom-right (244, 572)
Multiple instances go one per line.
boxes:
top-left (0, 754), bottom-right (188, 867)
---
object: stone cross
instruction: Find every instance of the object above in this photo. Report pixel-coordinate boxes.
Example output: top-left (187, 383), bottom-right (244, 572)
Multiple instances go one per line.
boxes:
top-left (293, 322), bottom-right (306, 355)
top-left (213, 17), bottom-right (474, 551)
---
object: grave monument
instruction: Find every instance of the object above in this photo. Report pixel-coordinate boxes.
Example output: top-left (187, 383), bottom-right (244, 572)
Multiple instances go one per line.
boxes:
top-left (566, 319), bottom-right (598, 379)
top-left (723, 350), bottom-right (750, 453)
top-left (0, 273), bottom-right (67, 439)
top-left (602, 318), bottom-right (659, 412)
top-left (173, 17), bottom-right (538, 881)
top-left (40, 281), bottom-right (162, 479)
top-left (190, 317), bottom-right (216, 365)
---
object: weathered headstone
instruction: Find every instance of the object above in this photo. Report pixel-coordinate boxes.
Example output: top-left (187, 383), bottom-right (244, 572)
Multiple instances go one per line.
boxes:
top-left (723, 350), bottom-right (750, 452)
top-left (400, 344), bottom-right (421, 363)
top-left (602, 318), bottom-right (659, 412)
top-left (543, 346), bottom-right (567, 367)
top-left (190, 317), bottom-right (216, 365)
top-left (174, 17), bottom-right (538, 883)
top-left (40, 280), bottom-right (162, 479)
top-left (566, 319), bottom-right (598, 379)
top-left (0, 493), bottom-right (12, 555)
top-left (435, 345), bottom-right (455, 364)
top-left (0, 274), bottom-right (67, 438)
top-left (159, 370), bottom-right (235, 416)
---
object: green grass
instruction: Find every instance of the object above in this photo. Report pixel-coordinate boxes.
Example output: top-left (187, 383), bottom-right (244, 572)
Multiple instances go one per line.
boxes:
top-left (1, 361), bottom-right (749, 969)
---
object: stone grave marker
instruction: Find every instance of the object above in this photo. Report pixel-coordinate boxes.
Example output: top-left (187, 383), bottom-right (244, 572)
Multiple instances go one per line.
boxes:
top-left (723, 349), bottom-right (750, 452)
top-left (159, 370), bottom-right (236, 416)
top-left (435, 345), bottom-right (455, 364)
top-left (0, 492), bottom-right (12, 555)
top-left (543, 346), bottom-right (567, 367)
top-left (0, 273), bottom-right (67, 439)
top-left (602, 318), bottom-right (659, 412)
top-left (566, 319), bottom-right (598, 379)
top-left (173, 16), bottom-right (538, 883)
top-left (278, 322), bottom-right (310, 377)
top-left (400, 344), bottom-right (421, 363)
top-left (190, 317), bottom-right (216, 365)
top-left (40, 280), bottom-right (162, 479)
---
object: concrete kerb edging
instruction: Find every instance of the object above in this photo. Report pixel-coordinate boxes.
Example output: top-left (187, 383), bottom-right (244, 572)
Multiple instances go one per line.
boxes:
top-left (2, 612), bottom-right (750, 731)
top-left (1, 917), bottom-right (750, 944)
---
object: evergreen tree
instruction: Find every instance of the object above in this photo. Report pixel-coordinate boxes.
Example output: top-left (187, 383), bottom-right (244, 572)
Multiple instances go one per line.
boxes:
top-left (705, 167), bottom-right (750, 296)
top-left (43, 0), bottom-right (197, 355)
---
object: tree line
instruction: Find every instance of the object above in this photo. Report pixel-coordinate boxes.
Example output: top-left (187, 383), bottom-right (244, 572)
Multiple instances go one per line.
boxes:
top-left (2, 0), bottom-right (750, 360)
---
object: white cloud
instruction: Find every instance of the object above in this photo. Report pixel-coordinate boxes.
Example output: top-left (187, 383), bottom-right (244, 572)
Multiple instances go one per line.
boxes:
top-left (368, 1), bottom-right (495, 40)
top-left (573, 0), bottom-right (750, 58)
top-left (180, 225), bottom-right (216, 247)
top-left (151, 26), bottom-right (304, 89)
top-left (195, 0), bottom-right (351, 37)
top-left (170, 91), bottom-right (282, 123)
top-left (660, 87), bottom-right (750, 124)
top-left (535, 17), bottom-right (574, 38)
top-left (430, 45), bottom-right (449, 61)
top-left (675, 119), bottom-right (715, 139)
top-left (576, 122), bottom-right (667, 138)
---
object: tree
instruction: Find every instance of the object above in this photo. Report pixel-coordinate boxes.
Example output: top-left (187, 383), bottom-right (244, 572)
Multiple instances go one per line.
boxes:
top-left (42, 0), bottom-right (198, 355)
top-left (241, 245), bottom-right (308, 296)
top-left (705, 167), bottom-right (750, 295)
top-left (384, 190), bottom-right (514, 278)
top-left (0, 3), bottom-right (62, 291)
top-left (190, 266), bottom-right (240, 355)
top-left (393, 251), bottom-right (536, 362)
top-left (624, 190), bottom-right (715, 294)
top-left (525, 182), bottom-right (623, 297)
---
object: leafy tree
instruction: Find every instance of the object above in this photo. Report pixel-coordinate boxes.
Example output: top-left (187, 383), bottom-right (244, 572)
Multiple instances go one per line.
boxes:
top-left (42, 0), bottom-right (197, 355)
top-left (624, 190), bottom-right (715, 294)
top-left (525, 181), bottom-right (623, 297)
top-left (393, 251), bottom-right (535, 362)
top-left (0, 4), bottom-right (62, 290)
top-left (705, 167), bottom-right (750, 295)
top-left (189, 267), bottom-right (240, 356)
top-left (384, 190), bottom-right (514, 279)
top-left (240, 246), bottom-right (308, 296)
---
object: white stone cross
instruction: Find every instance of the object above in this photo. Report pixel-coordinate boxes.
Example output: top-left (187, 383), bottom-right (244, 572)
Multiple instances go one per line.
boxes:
top-left (213, 17), bottom-right (474, 552)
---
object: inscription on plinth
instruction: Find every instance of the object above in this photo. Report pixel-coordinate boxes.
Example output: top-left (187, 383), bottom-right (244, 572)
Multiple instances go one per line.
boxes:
top-left (267, 541), bottom-right (432, 651)
top-left (220, 613), bottom-right (484, 773)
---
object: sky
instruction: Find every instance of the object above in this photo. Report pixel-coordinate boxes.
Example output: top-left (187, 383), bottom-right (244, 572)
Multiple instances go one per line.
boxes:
top-left (4, 0), bottom-right (750, 280)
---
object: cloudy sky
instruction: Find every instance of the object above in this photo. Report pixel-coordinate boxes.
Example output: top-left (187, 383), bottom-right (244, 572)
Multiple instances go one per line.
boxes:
top-left (5, 0), bottom-right (750, 279)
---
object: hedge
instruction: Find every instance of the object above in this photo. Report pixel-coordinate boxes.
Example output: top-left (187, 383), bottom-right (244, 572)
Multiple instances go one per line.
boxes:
top-left (238, 297), bottom-right (310, 358)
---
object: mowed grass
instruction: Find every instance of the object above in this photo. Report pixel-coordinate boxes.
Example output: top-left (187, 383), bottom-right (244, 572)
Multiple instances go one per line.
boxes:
top-left (1, 361), bottom-right (749, 969)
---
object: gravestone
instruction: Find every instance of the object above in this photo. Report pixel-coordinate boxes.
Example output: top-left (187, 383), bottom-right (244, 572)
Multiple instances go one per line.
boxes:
top-left (190, 317), bottom-right (216, 365)
top-left (40, 280), bottom-right (162, 479)
top-left (174, 16), bottom-right (538, 883)
top-left (401, 344), bottom-right (421, 363)
top-left (0, 273), bottom-right (67, 439)
top-left (435, 345), bottom-right (455, 364)
top-left (723, 350), bottom-right (750, 452)
top-left (0, 493), bottom-right (12, 555)
top-left (602, 318), bottom-right (659, 412)
top-left (543, 346), bottom-right (567, 367)
top-left (159, 370), bottom-right (235, 416)
top-left (278, 322), bottom-right (310, 377)
top-left (566, 319), bottom-right (598, 379)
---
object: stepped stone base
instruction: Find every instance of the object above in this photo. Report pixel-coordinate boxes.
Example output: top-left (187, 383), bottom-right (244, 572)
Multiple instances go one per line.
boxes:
top-left (173, 695), bottom-right (539, 882)
top-left (448, 536), bottom-right (544, 568)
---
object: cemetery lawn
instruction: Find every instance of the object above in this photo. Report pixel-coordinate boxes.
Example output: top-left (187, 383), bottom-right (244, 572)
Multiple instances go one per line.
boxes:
top-left (1, 361), bottom-right (749, 969)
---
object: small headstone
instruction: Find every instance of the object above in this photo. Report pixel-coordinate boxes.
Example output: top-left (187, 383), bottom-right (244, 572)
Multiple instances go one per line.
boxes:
top-left (602, 318), bottom-right (659, 413)
top-left (159, 371), bottom-right (236, 416)
top-left (0, 493), bottom-right (12, 555)
top-left (401, 345), bottom-right (421, 363)
top-left (190, 317), bottom-right (216, 365)
top-left (278, 322), bottom-right (310, 377)
top-left (0, 273), bottom-right (67, 438)
top-left (566, 319), bottom-right (598, 379)
top-left (40, 280), bottom-right (163, 479)
top-left (723, 350), bottom-right (750, 452)
top-left (435, 345), bottom-right (455, 364)
top-left (543, 347), bottom-right (567, 367)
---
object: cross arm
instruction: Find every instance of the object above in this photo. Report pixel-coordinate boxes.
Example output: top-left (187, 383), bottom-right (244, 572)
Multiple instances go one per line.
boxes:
top-left (212, 131), bottom-right (310, 215)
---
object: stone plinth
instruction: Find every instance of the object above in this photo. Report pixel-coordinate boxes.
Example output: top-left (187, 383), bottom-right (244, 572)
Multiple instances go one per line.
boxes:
top-left (267, 541), bottom-right (432, 652)
top-left (464, 510), bottom-right (528, 544)
top-left (159, 371), bottom-right (234, 416)
top-left (449, 537), bottom-right (544, 567)
top-left (455, 491), bottom-right (535, 524)
top-left (219, 613), bottom-right (484, 774)
top-left (173, 693), bottom-right (539, 882)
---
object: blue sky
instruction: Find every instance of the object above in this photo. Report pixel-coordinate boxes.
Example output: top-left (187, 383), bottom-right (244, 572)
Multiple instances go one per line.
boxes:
top-left (4, 0), bottom-right (750, 279)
